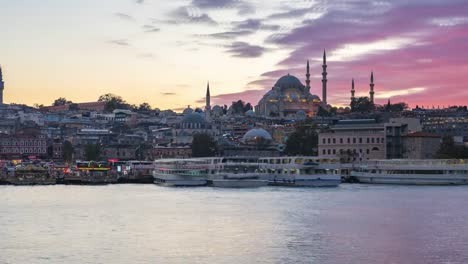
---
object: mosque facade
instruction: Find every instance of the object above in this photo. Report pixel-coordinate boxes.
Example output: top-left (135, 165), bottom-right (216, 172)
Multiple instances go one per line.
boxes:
top-left (254, 51), bottom-right (329, 119)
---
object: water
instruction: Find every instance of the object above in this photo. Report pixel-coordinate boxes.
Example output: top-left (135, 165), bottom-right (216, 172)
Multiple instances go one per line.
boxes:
top-left (1, 184), bottom-right (468, 264)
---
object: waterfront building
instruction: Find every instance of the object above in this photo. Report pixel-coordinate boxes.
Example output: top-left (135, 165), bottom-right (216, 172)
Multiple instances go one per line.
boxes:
top-left (318, 119), bottom-right (386, 161)
top-left (0, 129), bottom-right (47, 159)
top-left (385, 122), bottom-right (408, 159)
top-left (151, 144), bottom-right (192, 159)
top-left (402, 132), bottom-right (441, 159)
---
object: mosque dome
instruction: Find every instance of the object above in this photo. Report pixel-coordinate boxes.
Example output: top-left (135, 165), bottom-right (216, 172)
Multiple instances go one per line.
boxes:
top-left (181, 112), bottom-right (206, 124)
top-left (274, 74), bottom-right (304, 89)
top-left (182, 107), bottom-right (193, 115)
top-left (242, 128), bottom-right (272, 142)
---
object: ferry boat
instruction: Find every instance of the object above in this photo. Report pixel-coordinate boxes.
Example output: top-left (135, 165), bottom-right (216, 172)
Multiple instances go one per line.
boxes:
top-left (67, 161), bottom-right (118, 184)
top-left (153, 158), bottom-right (220, 187)
top-left (9, 163), bottom-right (56, 185)
top-left (259, 157), bottom-right (341, 187)
top-left (210, 157), bottom-right (268, 188)
top-left (118, 161), bottom-right (154, 183)
top-left (351, 159), bottom-right (468, 185)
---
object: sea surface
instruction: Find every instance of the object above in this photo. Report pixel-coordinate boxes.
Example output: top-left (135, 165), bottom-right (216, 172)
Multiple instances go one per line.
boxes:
top-left (1, 184), bottom-right (468, 264)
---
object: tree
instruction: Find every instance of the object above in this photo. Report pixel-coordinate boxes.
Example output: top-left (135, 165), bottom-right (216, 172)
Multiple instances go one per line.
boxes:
top-left (69, 103), bottom-right (79, 111)
top-left (192, 133), bottom-right (217, 157)
top-left (285, 120), bottom-right (318, 156)
top-left (63, 140), bottom-right (74, 163)
top-left (53, 97), bottom-right (72, 106)
top-left (84, 144), bottom-right (101, 161)
top-left (138, 102), bottom-right (152, 111)
top-left (98, 93), bottom-right (128, 112)
top-left (436, 136), bottom-right (468, 159)
top-left (351, 97), bottom-right (374, 113)
top-left (317, 106), bottom-right (331, 117)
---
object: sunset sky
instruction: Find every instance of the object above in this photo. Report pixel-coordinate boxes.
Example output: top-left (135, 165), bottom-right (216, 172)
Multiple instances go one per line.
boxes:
top-left (1, 0), bottom-right (468, 111)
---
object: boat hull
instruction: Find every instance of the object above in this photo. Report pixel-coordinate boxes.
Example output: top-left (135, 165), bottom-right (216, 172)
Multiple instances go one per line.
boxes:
top-left (352, 172), bottom-right (468, 185)
top-left (269, 178), bottom-right (341, 187)
top-left (211, 179), bottom-right (268, 188)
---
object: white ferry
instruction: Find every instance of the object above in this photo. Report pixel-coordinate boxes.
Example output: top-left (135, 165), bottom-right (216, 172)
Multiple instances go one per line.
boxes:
top-left (153, 158), bottom-right (221, 187)
top-left (258, 157), bottom-right (341, 187)
top-left (351, 159), bottom-right (468, 185)
top-left (210, 157), bottom-right (268, 188)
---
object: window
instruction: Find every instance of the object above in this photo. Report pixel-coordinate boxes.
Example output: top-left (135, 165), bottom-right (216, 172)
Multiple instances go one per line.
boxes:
top-left (366, 149), bottom-right (370, 154)
top-left (327, 149), bottom-right (331, 155)
top-left (371, 138), bottom-right (375, 143)
top-left (333, 149), bottom-right (336, 154)
top-left (340, 138), bottom-right (343, 144)
top-left (376, 138), bottom-right (380, 143)
top-left (367, 138), bottom-right (370, 143)
top-left (353, 138), bottom-right (356, 143)
top-left (323, 149), bottom-right (326, 155)
top-left (333, 138), bottom-right (336, 144)
top-left (347, 138), bottom-right (350, 143)
top-left (328, 138), bottom-right (331, 144)
top-left (359, 138), bottom-right (362, 143)
top-left (323, 138), bottom-right (326, 144)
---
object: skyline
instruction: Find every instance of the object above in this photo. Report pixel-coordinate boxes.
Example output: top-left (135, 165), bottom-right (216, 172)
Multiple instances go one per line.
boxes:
top-left (1, 0), bottom-right (468, 110)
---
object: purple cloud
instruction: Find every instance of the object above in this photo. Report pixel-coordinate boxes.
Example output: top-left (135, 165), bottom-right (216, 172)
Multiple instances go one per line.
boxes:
top-left (225, 42), bottom-right (266, 58)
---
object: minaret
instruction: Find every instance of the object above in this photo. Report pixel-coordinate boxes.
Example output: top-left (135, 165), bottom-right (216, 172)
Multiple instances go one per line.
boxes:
top-left (0, 66), bottom-right (4, 104)
top-left (305, 60), bottom-right (310, 92)
top-left (369, 71), bottom-right (375, 104)
top-left (322, 50), bottom-right (327, 105)
top-left (205, 81), bottom-right (211, 120)
top-left (351, 78), bottom-right (355, 103)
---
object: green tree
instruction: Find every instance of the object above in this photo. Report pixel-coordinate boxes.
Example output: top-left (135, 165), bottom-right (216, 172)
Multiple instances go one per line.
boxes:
top-left (436, 136), bottom-right (467, 159)
top-left (351, 97), bottom-right (374, 112)
top-left (285, 120), bottom-right (318, 156)
top-left (192, 133), bottom-right (217, 157)
top-left (138, 102), bottom-right (152, 111)
top-left (63, 140), bottom-right (74, 163)
top-left (53, 97), bottom-right (72, 106)
top-left (84, 144), bottom-right (101, 161)
top-left (98, 93), bottom-right (128, 112)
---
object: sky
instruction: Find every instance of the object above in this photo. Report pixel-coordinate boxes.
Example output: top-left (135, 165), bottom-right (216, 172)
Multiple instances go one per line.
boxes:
top-left (1, 0), bottom-right (468, 111)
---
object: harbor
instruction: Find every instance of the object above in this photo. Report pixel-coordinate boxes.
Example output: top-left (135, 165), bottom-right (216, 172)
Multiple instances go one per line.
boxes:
top-left (1, 158), bottom-right (468, 187)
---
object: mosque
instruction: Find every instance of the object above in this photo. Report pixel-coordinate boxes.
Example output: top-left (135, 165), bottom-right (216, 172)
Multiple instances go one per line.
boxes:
top-left (254, 51), bottom-right (329, 118)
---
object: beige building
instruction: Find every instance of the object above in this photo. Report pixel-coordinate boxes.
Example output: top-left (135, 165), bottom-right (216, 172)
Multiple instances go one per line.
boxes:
top-left (402, 132), bottom-right (441, 159)
top-left (318, 120), bottom-right (385, 162)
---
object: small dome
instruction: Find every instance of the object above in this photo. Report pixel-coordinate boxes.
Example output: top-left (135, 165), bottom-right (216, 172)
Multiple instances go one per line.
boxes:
top-left (183, 107), bottom-right (193, 115)
top-left (296, 110), bottom-right (306, 120)
top-left (182, 112), bottom-right (206, 124)
top-left (245, 110), bottom-right (255, 117)
top-left (242, 128), bottom-right (272, 142)
top-left (274, 74), bottom-right (304, 89)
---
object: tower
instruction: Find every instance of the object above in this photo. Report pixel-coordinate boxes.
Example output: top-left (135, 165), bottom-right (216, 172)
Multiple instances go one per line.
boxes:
top-left (369, 71), bottom-right (375, 104)
top-left (351, 78), bottom-right (355, 103)
top-left (205, 81), bottom-right (211, 120)
top-left (322, 50), bottom-right (327, 105)
top-left (305, 60), bottom-right (310, 92)
top-left (0, 66), bottom-right (4, 104)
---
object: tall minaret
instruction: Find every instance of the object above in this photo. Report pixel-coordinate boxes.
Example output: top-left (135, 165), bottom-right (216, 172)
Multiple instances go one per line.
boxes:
top-left (322, 50), bottom-right (327, 105)
top-left (351, 78), bottom-right (355, 103)
top-left (369, 71), bottom-right (375, 104)
top-left (205, 81), bottom-right (211, 120)
top-left (0, 66), bottom-right (4, 104)
top-left (305, 60), bottom-right (310, 92)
